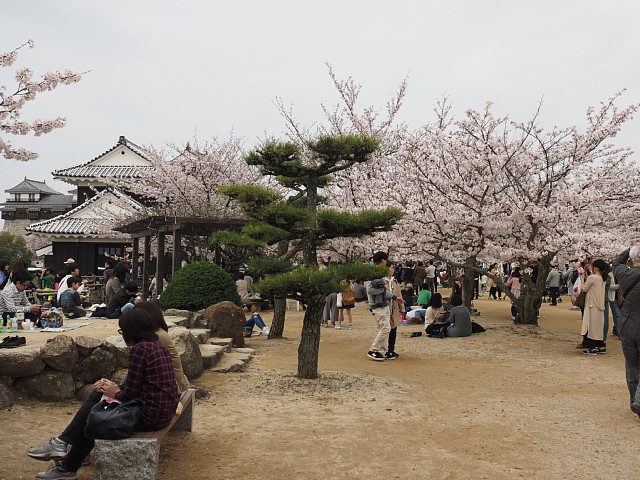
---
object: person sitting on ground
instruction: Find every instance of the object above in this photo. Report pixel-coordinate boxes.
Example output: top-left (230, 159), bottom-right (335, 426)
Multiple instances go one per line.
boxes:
top-left (92, 281), bottom-right (139, 319)
top-left (104, 262), bottom-right (128, 305)
top-left (56, 263), bottom-right (86, 303)
top-left (446, 293), bottom-right (473, 337)
top-left (28, 308), bottom-right (180, 480)
top-left (416, 287), bottom-right (432, 308)
top-left (59, 277), bottom-right (87, 318)
top-left (243, 310), bottom-right (270, 337)
top-left (133, 301), bottom-right (189, 392)
top-left (102, 259), bottom-right (114, 286)
top-left (402, 287), bottom-right (415, 310)
top-left (0, 271), bottom-right (41, 324)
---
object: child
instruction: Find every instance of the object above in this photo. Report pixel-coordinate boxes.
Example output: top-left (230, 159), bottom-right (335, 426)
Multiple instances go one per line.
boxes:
top-left (59, 277), bottom-right (87, 318)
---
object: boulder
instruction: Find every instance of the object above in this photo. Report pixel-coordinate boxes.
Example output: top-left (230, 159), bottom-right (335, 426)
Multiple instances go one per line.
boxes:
top-left (0, 383), bottom-right (14, 409)
top-left (169, 326), bottom-right (203, 380)
top-left (15, 370), bottom-right (75, 400)
top-left (101, 336), bottom-right (130, 368)
top-left (189, 328), bottom-right (210, 344)
top-left (76, 383), bottom-right (95, 401)
top-left (75, 336), bottom-right (102, 356)
top-left (164, 309), bottom-right (191, 318)
top-left (203, 301), bottom-right (245, 348)
top-left (193, 309), bottom-right (208, 328)
top-left (0, 346), bottom-right (44, 377)
top-left (40, 335), bottom-right (78, 372)
top-left (73, 346), bottom-right (118, 384)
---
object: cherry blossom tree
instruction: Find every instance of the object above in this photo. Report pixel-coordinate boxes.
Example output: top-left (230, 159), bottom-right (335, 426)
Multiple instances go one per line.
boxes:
top-left (0, 40), bottom-right (82, 161)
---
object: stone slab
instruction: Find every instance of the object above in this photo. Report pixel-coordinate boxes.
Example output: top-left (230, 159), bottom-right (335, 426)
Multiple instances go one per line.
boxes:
top-left (209, 337), bottom-right (232, 352)
top-left (199, 344), bottom-right (225, 369)
top-left (211, 352), bottom-right (249, 373)
top-left (94, 438), bottom-right (159, 480)
top-left (189, 328), bottom-right (210, 344)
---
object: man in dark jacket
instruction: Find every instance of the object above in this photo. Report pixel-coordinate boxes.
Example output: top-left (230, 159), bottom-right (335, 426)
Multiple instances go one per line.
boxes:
top-left (612, 246), bottom-right (640, 418)
top-left (105, 281), bottom-right (139, 318)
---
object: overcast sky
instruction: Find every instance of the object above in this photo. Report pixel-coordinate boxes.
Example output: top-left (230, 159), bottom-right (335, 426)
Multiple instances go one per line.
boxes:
top-left (2, 0), bottom-right (640, 211)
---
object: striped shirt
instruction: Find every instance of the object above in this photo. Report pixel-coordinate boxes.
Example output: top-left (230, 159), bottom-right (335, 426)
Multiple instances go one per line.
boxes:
top-left (0, 282), bottom-right (31, 314)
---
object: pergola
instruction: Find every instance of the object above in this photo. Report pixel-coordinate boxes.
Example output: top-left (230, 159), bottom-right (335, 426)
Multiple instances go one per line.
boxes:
top-left (114, 216), bottom-right (245, 295)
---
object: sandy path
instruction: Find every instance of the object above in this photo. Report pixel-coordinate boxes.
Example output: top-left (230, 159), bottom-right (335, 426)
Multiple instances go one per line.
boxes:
top-left (3, 293), bottom-right (640, 479)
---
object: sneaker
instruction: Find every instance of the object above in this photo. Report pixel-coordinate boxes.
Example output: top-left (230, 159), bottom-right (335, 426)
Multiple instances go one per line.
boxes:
top-left (347, 323), bottom-right (353, 330)
top-left (367, 351), bottom-right (385, 361)
top-left (596, 348), bottom-right (607, 354)
top-left (28, 437), bottom-right (68, 461)
top-left (35, 464), bottom-right (77, 480)
top-left (583, 348), bottom-right (598, 356)
top-left (385, 351), bottom-right (399, 360)
top-left (262, 327), bottom-right (270, 335)
top-left (334, 323), bottom-right (342, 329)
top-left (5, 336), bottom-right (26, 348)
top-left (0, 336), bottom-right (17, 348)
top-left (631, 403), bottom-right (640, 418)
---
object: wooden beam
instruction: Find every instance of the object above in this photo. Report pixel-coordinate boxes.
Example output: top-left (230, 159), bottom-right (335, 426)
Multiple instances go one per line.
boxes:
top-left (172, 228), bottom-right (181, 277)
top-left (132, 237), bottom-right (139, 288)
top-left (143, 235), bottom-right (151, 298)
top-left (156, 232), bottom-right (165, 295)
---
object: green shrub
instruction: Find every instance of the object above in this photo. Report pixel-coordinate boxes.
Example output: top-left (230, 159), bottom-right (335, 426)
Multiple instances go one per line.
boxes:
top-left (159, 261), bottom-right (240, 310)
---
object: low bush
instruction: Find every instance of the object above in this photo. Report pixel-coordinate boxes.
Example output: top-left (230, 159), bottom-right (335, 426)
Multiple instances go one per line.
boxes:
top-left (159, 261), bottom-right (240, 310)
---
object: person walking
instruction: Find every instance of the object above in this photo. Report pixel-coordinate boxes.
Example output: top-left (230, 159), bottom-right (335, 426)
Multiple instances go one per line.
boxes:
top-left (546, 266), bottom-right (562, 306)
top-left (581, 259), bottom-right (607, 355)
top-left (366, 252), bottom-right (394, 361)
top-left (612, 246), bottom-right (640, 417)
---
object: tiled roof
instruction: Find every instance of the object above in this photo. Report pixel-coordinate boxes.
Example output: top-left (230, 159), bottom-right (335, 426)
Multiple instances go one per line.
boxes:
top-left (0, 194), bottom-right (73, 210)
top-left (52, 136), bottom-right (152, 179)
top-left (5, 178), bottom-right (63, 195)
top-left (26, 188), bottom-right (143, 237)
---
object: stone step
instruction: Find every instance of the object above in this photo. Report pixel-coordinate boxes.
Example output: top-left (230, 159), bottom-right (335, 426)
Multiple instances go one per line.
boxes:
top-left (211, 352), bottom-right (249, 373)
top-left (234, 347), bottom-right (256, 357)
top-left (166, 316), bottom-right (188, 327)
top-left (209, 337), bottom-right (232, 353)
top-left (199, 344), bottom-right (226, 369)
top-left (189, 328), bottom-right (210, 344)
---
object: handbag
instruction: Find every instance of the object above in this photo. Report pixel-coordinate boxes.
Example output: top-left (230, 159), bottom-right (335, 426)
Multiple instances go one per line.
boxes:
top-left (85, 397), bottom-right (143, 440)
top-left (336, 292), bottom-right (343, 308)
top-left (574, 292), bottom-right (586, 310)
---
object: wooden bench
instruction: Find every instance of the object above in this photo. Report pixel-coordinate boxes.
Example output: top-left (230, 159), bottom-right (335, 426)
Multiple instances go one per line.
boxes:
top-left (245, 298), bottom-right (271, 313)
top-left (93, 388), bottom-right (195, 480)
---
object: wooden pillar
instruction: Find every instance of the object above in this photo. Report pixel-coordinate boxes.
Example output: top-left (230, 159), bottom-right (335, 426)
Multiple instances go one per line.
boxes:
top-left (172, 228), bottom-right (181, 277)
top-left (132, 237), bottom-right (139, 287)
top-left (157, 232), bottom-right (165, 295)
top-left (142, 235), bottom-right (151, 298)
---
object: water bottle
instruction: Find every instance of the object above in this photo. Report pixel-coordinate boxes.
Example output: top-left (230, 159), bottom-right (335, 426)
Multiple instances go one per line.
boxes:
top-left (11, 315), bottom-right (18, 330)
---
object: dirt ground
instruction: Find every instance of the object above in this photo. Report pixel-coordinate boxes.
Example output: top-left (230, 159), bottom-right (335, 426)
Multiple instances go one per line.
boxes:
top-left (3, 291), bottom-right (640, 480)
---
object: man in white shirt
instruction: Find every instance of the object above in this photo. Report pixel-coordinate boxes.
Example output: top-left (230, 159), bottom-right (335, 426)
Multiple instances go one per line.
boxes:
top-left (425, 260), bottom-right (437, 293)
top-left (57, 263), bottom-right (85, 302)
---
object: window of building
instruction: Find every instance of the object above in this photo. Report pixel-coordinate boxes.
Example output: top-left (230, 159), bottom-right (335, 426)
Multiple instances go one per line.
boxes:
top-left (27, 211), bottom-right (39, 220)
top-left (16, 210), bottom-right (27, 219)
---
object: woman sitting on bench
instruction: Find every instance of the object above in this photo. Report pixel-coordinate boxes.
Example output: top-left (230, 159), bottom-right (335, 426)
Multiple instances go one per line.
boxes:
top-left (28, 308), bottom-right (180, 480)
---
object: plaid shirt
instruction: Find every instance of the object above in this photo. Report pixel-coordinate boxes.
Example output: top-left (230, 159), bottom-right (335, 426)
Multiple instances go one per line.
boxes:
top-left (116, 340), bottom-right (179, 429)
top-left (0, 282), bottom-right (31, 314)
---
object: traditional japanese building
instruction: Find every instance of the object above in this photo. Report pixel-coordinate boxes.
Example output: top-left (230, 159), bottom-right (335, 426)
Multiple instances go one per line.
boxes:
top-left (0, 178), bottom-right (74, 236)
top-left (26, 136), bottom-right (152, 274)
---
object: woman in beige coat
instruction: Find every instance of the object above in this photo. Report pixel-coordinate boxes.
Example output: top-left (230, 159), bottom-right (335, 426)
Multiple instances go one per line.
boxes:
top-left (580, 259), bottom-right (607, 355)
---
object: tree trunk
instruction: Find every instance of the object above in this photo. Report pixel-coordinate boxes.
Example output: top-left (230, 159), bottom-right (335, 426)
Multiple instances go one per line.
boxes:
top-left (461, 257), bottom-right (476, 309)
top-left (268, 297), bottom-right (286, 339)
top-left (297, 295), bottom-right (324, 379)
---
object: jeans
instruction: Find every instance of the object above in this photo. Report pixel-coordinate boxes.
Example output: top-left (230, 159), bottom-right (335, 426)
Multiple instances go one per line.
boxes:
top-left (604, 300), bottom-right (621, 338)
top-left (243, 313), bottom-right (266, 331)
top-left (120, 302), bottom-right (135, 314)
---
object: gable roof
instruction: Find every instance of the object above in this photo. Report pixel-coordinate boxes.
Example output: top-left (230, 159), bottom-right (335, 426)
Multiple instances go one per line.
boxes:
top-left (52, 136), bottom-right (153, 182)
top-left (5, 178), bottom-right (63, 195)
top-left (26, 188), bottom-right (143, 238)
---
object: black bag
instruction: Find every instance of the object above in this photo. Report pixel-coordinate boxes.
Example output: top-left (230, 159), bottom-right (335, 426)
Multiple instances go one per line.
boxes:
top-left (85, 398), bottom-right (143, 440)
top-left (575, 292), bottom-right (586, 310)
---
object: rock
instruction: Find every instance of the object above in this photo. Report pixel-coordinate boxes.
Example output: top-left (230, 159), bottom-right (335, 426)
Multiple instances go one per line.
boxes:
top-left (189, 328), bottom-right (210, 344)
top-left (111, 368), bottom-right (128, 385)
top-left (76, 383), bottom-right (95, 401)
top-left (234, 347), bottom-right (256, 355)
top-left (164, 309), bottom-right (191, 318)
top-left (167, 316), bottom-right (188, 327)
top-left (193, 309), bottom-right (208, 328)
top-left (15, 370), bottom-right (75, 400)
top-left (0, 346), bottom-right (45, 377)
top-left (0, 383), bottom-right (14, 409)
top-left (40, 335), bottom-right (78, 372)
top-left (194, 387), bottom-right (210, 400)
top-left (203, 301), bottom-right (245, 348)
top-left (73, 346), bottom-right (118, 384)
top-left (101, 336), bottom-right (130, 368)
top-left (169, 327), bottom-right (203, 380)
top-left (211, 352), bottom-right (248, 373)
top-left (75, 336), bottom-right (102, 356)
top-left (209, 337), bottom-right (233, 352)
top-left (94, 438), bottom-right (159, 480)
top-left (199, 344), bottom-right (225, 369)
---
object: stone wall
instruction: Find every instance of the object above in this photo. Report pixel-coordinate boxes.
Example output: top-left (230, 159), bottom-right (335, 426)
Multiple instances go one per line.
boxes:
top-left (2, 219), bottom-right (32, 237)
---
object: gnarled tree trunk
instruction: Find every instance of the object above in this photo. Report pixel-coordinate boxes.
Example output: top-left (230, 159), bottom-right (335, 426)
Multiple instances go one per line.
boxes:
top-left (298, 295), bottom-right (324, 379)
top-left (268, 297), bottom-right (286, 339)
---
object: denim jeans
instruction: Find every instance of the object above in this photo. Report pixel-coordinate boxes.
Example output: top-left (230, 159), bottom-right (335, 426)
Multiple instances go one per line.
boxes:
top-left (243, 313), bottom-right (266, 331)
top-left (604, 300), bottom-right (621, 339)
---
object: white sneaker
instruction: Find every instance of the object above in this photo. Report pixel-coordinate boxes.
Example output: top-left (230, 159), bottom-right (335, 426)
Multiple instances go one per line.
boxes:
top-left (262, 327), bottom-right (270, 335)
top-left (335, 323), bottom-right (342, 329)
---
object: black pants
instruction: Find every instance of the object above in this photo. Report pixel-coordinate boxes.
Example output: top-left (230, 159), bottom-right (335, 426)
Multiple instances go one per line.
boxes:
top-left (426, 322), bottom-right (449, 336)
top-left (583, 335), bottom-right (605, 349)
top-left (489, 286), bottom-right (497, 299)
top-left (549, 287), bottom-right (559, 305)
top-left (388, 327), bottom-right (397, 353)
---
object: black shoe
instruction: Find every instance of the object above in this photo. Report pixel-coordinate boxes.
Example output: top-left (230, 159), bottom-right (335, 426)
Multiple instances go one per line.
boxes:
top-left (385, 351), bottom-right (399, 360)
top-left (0, 336), bottom-right (19, 348)
top-left (367, 351), bottom-right (385, 361)
top-left (631, 403), bottom-right (640, 418)
top-left (5, 336), bottom-right (26, 348)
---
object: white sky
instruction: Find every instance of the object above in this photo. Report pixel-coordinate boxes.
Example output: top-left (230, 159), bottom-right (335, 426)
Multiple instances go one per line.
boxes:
top-left (2, 0), bottom-right (640, 210)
